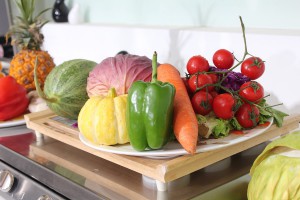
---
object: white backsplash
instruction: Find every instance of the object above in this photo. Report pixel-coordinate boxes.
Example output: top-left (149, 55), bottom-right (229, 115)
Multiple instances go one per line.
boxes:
top-left (42, 23), bottom-right (300, 114)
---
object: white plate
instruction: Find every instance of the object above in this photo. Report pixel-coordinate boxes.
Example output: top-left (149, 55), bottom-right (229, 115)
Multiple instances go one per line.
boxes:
top-left (0, 116), bottom-right (26, 128)
top-left (79, 118), bottom-right (273, 158)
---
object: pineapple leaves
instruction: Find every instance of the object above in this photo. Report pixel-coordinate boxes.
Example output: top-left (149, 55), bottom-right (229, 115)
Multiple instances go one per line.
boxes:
top-left (22, 38), bottom-right (31, 47)
top-left (34, 8), bottom-right (52, 22)
top-left (40, 20), bottom-right (50, 29)
top-left (18, 0), bottom-right (35, 23)
top-left (8, 0), bottom-right (50, 51)
top-left (16, 1), bottom-right (28, 26)
top-left (16, 16), bottom-right (29, 25)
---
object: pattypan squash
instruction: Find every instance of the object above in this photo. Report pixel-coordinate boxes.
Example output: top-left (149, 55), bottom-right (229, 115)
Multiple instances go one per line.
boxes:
top-left (78, 88), bottom-right (128, 145)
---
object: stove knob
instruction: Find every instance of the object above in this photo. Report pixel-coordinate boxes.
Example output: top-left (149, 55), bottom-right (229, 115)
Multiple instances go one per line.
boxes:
top-left (37, 195), bottom-right (53, 200)
top-left (0, 170), bottom-right (15, 192)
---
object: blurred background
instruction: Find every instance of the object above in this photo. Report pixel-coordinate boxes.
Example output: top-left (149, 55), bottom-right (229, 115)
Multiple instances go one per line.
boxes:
top-left (1, 0), bottom-right (300, 114)
top-left (3, 0), bottom-right (300, 29)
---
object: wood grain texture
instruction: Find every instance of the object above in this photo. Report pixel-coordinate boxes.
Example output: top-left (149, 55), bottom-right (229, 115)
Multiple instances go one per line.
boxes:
top-left (25, 110), bottom-right (300, 182)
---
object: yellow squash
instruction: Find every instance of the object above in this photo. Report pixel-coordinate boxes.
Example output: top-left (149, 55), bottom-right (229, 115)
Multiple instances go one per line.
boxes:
top-left (78, 88), bottom-right (128, 145)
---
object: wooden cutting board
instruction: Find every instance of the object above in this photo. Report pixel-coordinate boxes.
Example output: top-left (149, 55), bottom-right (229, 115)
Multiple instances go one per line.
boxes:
top-left (24, 110), bottom-right (300, 184)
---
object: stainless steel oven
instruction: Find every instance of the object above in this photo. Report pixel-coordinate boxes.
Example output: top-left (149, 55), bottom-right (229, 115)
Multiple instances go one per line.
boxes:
top-left (0, 144), bottom-right (101, 200)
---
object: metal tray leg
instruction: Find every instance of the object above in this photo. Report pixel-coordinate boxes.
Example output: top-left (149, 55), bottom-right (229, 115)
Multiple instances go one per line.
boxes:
top-left (156, 180), bottom-right (168, 191)
top-left (35, 131), bottom-right (44, 142)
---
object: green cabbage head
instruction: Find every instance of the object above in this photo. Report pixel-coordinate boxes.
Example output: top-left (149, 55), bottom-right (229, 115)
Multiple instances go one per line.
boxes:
top-left (248, 130), bottom-right (300, 200)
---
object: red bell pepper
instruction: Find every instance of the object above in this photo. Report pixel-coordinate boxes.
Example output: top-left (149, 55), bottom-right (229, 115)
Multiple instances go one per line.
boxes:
top-left (0, 76), bottom-right (29, 121)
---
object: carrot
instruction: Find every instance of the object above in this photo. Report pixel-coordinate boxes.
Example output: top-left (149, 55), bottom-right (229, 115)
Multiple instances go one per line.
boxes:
top-left (157, 64), bottom-right (198, 154)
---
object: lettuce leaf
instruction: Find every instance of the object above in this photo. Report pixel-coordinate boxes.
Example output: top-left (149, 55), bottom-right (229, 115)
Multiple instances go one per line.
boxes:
top-left (212, 118), bottom-right (231, 138)
top-left (257, 99), bottom-right (289, 127)
top-left (197, 114), bottom-right (233, 139)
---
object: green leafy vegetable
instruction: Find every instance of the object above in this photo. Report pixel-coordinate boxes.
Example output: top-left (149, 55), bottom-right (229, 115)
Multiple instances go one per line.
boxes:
top-left (197, 114), bottom-right (236, 138)
top-left (257, 99), bottom-right (289, 127)
top-left (230, 117), bottom-right (243, 131)
top-left (212, 119), bottom-right (231, 138)
top-left (248, 131), bottom-right (300, 200)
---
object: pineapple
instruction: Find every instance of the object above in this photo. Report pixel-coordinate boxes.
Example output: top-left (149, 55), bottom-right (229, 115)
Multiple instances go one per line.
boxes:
top-left (6, 0), bottom-right (55, 92)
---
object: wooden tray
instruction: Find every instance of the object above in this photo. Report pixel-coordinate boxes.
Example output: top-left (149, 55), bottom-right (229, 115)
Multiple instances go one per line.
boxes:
top-left (29, 138), bottom-right (262, 199)
top-left (24, 110), bottom-right (300, 187)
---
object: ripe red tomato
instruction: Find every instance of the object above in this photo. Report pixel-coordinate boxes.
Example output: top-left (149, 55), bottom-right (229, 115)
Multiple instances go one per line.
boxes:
top-left (186, 55), bottom-right (209, 74)
top-left (241, 57), bottom-right (265, 80)
top-left (212, 93), bottom-right (236, 119)
top-left (208, 73), bottom-right (218, 84)
top-left (213, 49), bottom-right (234, 69)
top-left (182, 77), bottom-right (192, 97)
top-left (210, 90), bottom-right (219, 98)
top-left (236, 103), bottom-right (260, 128)
top-left (239, 81), bottom-right (264, 102)
top-left (191, 91), bottom-right (213, 115)
top-left (188, 74), bottom-right (214, 93)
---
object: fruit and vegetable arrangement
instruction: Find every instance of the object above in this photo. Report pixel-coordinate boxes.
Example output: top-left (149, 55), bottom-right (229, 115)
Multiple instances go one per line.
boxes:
top-left (2, 0), bottom-right (288, 155)
top-left (183, 18), bottom-right (289, 144)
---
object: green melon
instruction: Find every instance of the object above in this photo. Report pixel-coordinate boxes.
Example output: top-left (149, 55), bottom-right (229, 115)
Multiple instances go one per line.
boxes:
top-left (34, 58), bottom-right (97, 119)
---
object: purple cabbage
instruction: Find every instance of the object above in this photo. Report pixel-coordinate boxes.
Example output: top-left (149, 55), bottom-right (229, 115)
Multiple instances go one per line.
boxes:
top-left (209, 66), bottom-right (250, 92)
top-left (87, 54), bottom-right (153, 97)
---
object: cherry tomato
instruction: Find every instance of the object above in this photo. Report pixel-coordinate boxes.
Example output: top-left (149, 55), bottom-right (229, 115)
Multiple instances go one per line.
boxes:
top-left (208, 73), bottom-right (218, 84)
top-left (236, 103), bottom-right (260, 128)
top-left (212, 93), bottom-right (236, 119)
top-left (210, 90), bottom-right (219, 98)
top-left (186, 55), bottom-right (209, 74)
top-left (239, 81), bottom-right (264, 102)
top-left (191, 91), bottom-right (213, 115)
top-left (241, 57), bottom-right (265, 80)
top-left (213, 49), bottom-right (234, 69)
top-left (188, 74), bottom-right (214, 93)
top-left (182, 77), bottom-right (192, 97)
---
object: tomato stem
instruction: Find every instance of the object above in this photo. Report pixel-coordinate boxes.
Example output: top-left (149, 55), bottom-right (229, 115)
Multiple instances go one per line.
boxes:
top-left (216, 16), bottom-right (249, 86)
top-left (240, 16), bottom-right (248, 61)
top-left (264, 103), bottom-right (284, 108)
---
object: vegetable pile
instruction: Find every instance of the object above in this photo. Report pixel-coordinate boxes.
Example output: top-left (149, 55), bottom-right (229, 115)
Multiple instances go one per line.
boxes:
top-left (185, 17), bottom-right (288, 139)
top-left (13, 16), bottom-right (287, 155)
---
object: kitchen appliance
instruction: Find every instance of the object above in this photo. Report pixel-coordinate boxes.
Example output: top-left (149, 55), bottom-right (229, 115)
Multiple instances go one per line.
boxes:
top-left (0, 144), bottom-right (101, 200)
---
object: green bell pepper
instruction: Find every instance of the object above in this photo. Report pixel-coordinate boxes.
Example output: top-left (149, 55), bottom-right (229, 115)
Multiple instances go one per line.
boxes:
top-left (126, 52), bottom-right (175, 151)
